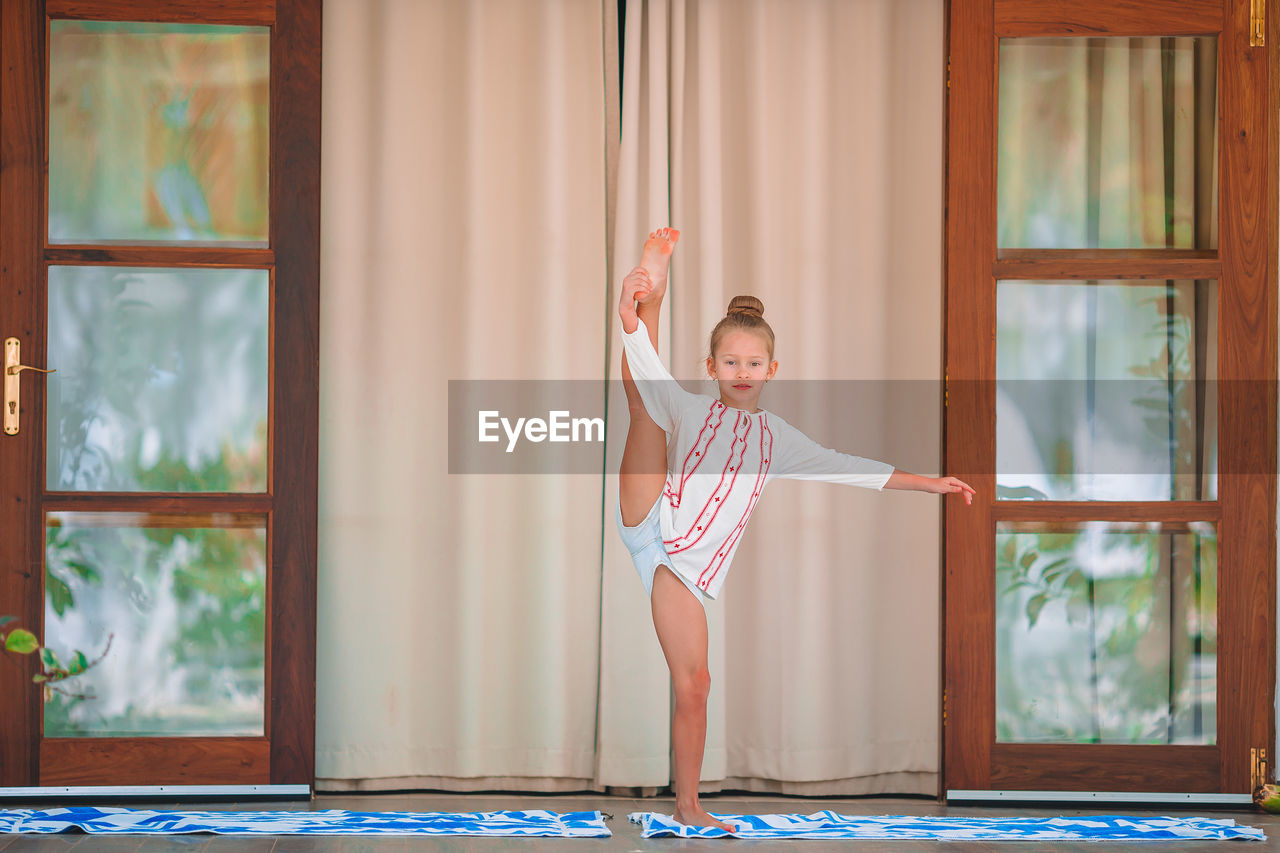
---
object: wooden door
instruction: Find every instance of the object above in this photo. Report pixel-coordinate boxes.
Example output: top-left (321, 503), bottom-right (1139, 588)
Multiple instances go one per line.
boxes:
top-left (0, 0), bottom-right (320, 790)
top-left (945, 0), bottom-right (1276, 797)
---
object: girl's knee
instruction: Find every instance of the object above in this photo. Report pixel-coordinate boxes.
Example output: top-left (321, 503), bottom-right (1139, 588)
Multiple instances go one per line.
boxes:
top-left (673, 666), bottom-right (712, 705)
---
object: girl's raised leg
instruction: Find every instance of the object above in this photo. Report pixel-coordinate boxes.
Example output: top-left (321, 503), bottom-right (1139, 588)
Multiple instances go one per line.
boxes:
top-left (619, 227), bottom-right (679, 526)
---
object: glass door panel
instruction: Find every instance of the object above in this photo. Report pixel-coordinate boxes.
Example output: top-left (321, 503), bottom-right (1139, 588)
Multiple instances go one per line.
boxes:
top-left (995, 521), bottom-right (1216, 745)
top-left (42, 16), bottom-right (272, 752)
top-left (43, 512), bottom-right (266, 737)
top-left (996, 279), bottom-right (1217, 501)
top-left (998, 36), bottom-right (1218, 250)
top-left (49, 21), bottom-right (269, 245)
top-left (46, 266), bottom-right (269, 492)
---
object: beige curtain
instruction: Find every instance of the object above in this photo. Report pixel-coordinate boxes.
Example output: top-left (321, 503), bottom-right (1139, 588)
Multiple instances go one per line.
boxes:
top-left (598, 0), bottom-right (943, 795)
top-left (316, 0), bottom-right (610, 791)
top-left (318, 0), bottom-right (944, 795)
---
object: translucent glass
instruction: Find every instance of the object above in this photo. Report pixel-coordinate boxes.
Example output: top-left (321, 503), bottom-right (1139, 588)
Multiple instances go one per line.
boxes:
top-left (49, 21), bottom-right (269, 244)
top-left (43, 512), bottom-right (266, 737)
top-left (998, 37), bottom-right (1217, 249)
top-left (996, 522), bottom-right (1216, 744)
top-left (997, 280), bottom-right (1217, 501)
top-left (47, 266), bottom-right (269, 492)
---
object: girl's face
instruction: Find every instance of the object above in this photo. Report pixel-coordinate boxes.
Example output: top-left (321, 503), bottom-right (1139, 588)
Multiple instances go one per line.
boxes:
top-left (706, 329), bottom-right (778, 412)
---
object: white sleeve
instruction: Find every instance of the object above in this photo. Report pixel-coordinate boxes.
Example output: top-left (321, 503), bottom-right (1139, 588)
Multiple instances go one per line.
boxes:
top-left (620, 316), bottom-right (701, 433)
top-left (770, 418), bottom-right (895, 490)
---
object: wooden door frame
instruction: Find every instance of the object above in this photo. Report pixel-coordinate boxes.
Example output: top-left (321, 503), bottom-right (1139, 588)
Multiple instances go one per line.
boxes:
top-left (0, 0), bottom-right (320, 788)
top-left (942, 0), bottom-right (1278, 797)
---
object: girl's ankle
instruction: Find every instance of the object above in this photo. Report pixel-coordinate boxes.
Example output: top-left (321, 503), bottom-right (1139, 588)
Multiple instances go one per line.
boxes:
top-left (637, 298), bottom-right (664, 317)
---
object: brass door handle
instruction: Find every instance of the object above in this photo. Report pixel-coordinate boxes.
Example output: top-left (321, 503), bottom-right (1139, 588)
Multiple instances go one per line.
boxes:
top-left (4, 337), bottom-right (55, 436)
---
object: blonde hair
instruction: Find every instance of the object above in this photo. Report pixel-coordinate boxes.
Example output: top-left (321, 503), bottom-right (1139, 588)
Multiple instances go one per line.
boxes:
top-left (708, 295), bottom-right (775, 360)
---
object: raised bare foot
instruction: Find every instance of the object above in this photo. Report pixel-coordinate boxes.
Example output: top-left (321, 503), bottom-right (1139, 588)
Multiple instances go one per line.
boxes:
top-left (673, 804), bottom-right (734, 833)
top-left (637, 227), bottom-right (679, 305)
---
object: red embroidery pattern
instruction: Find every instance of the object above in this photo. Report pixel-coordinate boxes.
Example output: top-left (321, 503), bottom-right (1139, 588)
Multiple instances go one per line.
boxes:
top-left (697, 415), bottom-right (774, 590)
top-left (665, 400), bottom-right (726, 509)
top-left (664, 412), bottom-right (752, 555)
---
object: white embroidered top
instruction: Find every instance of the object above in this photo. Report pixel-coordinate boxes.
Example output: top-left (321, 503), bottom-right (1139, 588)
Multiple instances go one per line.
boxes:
top-left (621, 317), bottom-right (895, 598)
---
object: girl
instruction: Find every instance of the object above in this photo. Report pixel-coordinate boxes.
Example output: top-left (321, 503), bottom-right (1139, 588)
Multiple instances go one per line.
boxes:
top-left (616, 228), bottom-right (975, 830)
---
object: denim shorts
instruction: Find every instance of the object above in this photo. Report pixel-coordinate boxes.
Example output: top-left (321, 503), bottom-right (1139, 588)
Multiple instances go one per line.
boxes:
top-left (615, 493), bottom-right (707, 606)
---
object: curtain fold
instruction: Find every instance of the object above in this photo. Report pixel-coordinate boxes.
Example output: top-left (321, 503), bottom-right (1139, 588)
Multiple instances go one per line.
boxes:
top-left (595, 0), bottom-right (687, 789)
top-left (316, 0), bottom-right (608, 789)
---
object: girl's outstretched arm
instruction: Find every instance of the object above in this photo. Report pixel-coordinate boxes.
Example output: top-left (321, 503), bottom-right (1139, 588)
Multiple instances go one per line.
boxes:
top-left (769, 417), bottom-right (896, 490)
top-left (765, 413), bottom-right (975, 504)
top-left (883, 470), bottom-right (976, 505)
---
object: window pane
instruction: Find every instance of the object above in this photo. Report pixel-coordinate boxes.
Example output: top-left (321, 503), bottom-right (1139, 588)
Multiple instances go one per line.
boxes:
top-left (44, 512), bottom-right (266, 737)
top-left (996, 522), bottom-right (1216, 744)
top-left (49, 21), bottom-right (269, 245)
top-left (47, 266), bottom-right (269, 492)
top-left (997, 280), bottom-right (1217, 501)
top-left (998, 37), bottom-right (1217, 249)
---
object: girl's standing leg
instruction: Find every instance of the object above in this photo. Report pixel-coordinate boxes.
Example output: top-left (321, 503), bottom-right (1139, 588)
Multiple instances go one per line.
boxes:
top-left (650, 566), bottom-right (734, 831)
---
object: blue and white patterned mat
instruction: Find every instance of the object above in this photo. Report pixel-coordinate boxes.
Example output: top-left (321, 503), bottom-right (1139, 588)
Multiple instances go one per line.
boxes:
top-left (628, 811), bottom-right (1267, 841)
top-left (0, 807), bottom-right (611, 837)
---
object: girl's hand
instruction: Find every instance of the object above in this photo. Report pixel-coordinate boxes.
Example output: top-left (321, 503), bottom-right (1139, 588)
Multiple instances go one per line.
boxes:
top-left (619, 266), bottom-right (653, 315)
top-left (934, 476), bottom-right (975, 505)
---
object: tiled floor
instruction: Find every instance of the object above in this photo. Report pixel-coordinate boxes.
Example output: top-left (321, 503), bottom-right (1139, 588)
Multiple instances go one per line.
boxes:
top-left (0, 793), bottom-right (1276, 851)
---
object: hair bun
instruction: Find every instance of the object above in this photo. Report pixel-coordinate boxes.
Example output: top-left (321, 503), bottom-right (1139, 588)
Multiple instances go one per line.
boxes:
top-left (726, 295), bottom-right (764, 320)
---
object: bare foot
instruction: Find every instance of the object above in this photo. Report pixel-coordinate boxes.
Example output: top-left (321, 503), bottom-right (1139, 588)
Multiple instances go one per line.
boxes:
top-left (637, 227), bottom-right (679, 305)
top-left (673, 805), bottom-right (734, 833)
